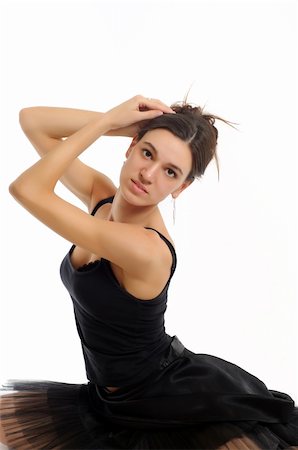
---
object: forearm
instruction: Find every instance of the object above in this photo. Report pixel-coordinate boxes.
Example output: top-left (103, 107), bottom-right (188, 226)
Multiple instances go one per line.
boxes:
top-left (19, 106), bottom-right (135, 142)
top-left (10, 116), bottom-right (111, 197)
top-left (11, 95), bottom-right (174, 209)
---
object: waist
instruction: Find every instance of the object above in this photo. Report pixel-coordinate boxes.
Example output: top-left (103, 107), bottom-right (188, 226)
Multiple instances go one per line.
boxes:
top-left (96, 335), bottom-right (186, 396)
top-left (82, 334), bottom-right (174, 386)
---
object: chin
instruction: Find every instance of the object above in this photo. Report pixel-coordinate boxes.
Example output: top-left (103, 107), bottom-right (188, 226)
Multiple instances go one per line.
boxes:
top-left (119, 176), bottom-right (163, 207)
top-left (124, 188), bottom-right (160, 210)
top-left (118, 183), bottom-right (146, 205)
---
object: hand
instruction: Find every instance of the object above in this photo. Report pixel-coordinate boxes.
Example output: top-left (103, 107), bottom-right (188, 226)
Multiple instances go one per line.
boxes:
top-left (104, 95), bottom-right (175, 131)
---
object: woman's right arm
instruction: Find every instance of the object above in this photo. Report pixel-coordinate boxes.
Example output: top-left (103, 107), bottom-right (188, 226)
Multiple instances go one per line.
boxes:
top-left (11, 96), bottom-right (174, 277)
top-left (19, 106), bottom-right (135, 211)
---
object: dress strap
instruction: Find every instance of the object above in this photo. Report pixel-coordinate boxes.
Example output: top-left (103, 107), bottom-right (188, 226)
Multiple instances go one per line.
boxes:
top-left (91, 196), bottom-right (114, 216)
top-left (145, 227), bottom-right (177, 277)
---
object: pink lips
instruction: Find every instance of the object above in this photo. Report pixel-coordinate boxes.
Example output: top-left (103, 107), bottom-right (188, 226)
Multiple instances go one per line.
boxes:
top-left (131, 179), bottom-right (148, 194)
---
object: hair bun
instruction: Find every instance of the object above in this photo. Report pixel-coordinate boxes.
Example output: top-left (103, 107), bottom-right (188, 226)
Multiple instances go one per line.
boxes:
top-left (170, 102), bottom-right (203, 116)
top-left (171, 102), bottom-right (218, 139)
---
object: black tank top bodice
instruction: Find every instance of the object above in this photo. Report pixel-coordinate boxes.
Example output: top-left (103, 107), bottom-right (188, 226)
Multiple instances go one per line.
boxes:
top-left (60, 196), bottom-right (176, 386)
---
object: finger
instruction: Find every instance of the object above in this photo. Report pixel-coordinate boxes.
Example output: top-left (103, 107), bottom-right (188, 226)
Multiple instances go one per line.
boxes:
top-left (138, 109), bottom-right (164, 120)
top-left (148, 99), bottom-right (176, 113)
top-left (139, 97), bottom-right (175, 114)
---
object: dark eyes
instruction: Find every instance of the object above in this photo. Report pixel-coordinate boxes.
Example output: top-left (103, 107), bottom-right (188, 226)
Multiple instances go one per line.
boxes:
top-left (143, 149), bottom-right (152, 159)
top-left (142, 149), bottom-right (177, 178)
top-left (166, 168), bottom-right (177, 178)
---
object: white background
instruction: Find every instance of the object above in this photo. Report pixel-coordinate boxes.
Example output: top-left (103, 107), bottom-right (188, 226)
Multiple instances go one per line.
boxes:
top-left (0, 0), bottom-right (297, 401)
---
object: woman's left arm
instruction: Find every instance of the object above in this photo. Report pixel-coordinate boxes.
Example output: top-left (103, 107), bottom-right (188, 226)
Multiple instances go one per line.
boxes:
top-left (9, 96), bottom-right (174, 278)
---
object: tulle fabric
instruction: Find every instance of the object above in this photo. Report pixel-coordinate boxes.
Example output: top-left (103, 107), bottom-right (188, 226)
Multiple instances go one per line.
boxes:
top-left (1, 337), bottom-right (298, 449)
top-left (1, 380), bottom-right (298, 450)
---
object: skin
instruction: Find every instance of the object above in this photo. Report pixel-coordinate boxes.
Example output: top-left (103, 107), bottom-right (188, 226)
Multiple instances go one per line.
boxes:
top-left (0, 96), bottom-right (268, 450)
top-left (6, 95), bottom-right (193, 399)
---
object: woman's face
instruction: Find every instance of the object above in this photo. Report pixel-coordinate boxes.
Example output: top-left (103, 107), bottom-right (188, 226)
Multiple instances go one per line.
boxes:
top-left (119, 128), bottom-right (193, 206)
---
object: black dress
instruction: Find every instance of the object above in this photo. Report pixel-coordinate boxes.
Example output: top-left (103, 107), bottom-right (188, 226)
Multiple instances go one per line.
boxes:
top-left (1, 196), bottom-right (297, 449)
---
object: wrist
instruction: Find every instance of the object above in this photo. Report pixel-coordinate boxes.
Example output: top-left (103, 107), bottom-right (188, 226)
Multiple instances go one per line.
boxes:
top-left (93, 114), bottom-right (113, 135)
top-left (101, 111), bottom-right (119, 131)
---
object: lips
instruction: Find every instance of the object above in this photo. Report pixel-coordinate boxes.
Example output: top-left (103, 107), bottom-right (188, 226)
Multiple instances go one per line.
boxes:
top-left (131, 179), bottom-right (148, 193)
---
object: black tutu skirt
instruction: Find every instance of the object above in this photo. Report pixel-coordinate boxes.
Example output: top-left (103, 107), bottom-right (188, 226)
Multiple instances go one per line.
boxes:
top-left (1, 336), bottom-right (298, 449)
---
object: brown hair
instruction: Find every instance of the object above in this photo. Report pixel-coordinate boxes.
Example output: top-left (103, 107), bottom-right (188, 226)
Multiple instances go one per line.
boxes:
top-left (137, 102), bottom-right (235, 181)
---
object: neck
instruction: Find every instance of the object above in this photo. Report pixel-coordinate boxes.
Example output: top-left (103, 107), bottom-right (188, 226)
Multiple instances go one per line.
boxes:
top-left (108, 189), bottom-right (159, 225)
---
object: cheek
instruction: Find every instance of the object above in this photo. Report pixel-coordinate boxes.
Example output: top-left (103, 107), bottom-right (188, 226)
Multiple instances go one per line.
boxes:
top-left (119, 162), bottom-right (130, 182)
top-left (122, 158), bottom-right (133, 173)
top-left (158, 178), bottom-right (176, 196)
top-left (125, 153), bottom-right (139, 169)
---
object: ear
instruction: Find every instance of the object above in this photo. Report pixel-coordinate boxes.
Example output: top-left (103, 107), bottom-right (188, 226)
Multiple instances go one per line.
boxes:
top-left (125, 135), bottom-right (139, 158)
top-left (172, 179), bottom-right (194, 199)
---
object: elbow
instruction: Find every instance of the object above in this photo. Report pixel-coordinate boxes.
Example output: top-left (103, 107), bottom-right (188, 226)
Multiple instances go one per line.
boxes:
top-left (9, 178), bottom-right (36, 206)
top-left (9, 176), bottom-right (50, 205)
top-left (19, 107), bottom-right (38, 133)
top-left (9, 180), bottom-right (43, 215)
top-left (9, 179), bottom-right (25, 202)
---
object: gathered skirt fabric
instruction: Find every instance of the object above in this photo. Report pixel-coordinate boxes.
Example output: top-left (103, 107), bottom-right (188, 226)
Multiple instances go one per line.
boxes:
top-left (1, 336), bottom-right (298, 449)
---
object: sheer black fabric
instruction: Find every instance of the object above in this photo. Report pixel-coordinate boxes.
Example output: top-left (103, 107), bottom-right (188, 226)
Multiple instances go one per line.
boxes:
top-left (1, 196), bottom-right (297, 449)
top-left (1, 346), bottom-right (298, 449)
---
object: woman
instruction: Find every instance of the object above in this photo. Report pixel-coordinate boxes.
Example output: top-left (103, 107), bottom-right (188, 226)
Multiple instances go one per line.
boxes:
top-left (1, 95), bottom-right (297, 449)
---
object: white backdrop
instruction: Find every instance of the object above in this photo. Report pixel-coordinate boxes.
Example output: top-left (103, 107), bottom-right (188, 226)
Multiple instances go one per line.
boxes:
top-left (0, 0), bottom-right (297, 401)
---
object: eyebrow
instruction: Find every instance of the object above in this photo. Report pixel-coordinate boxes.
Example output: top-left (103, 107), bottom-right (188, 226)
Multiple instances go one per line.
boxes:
top-left (143, 141), bottom-right (184, 176)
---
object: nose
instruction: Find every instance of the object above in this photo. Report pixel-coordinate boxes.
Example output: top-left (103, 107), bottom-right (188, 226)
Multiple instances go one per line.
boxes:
top-left (140, 164), bottom-right (159, 183)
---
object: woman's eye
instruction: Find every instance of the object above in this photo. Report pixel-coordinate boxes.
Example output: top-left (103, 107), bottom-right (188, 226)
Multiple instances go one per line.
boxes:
top-left (166, 168), bottom-right (176, 178)
top-left (142, 149), bottom-right (152, 158)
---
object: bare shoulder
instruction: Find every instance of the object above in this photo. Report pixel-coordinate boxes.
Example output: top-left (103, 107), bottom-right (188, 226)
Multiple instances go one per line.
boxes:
top-left (146, 226), bottom-right (175, 257)
top-left (120, 227), bottom-right (175, 300)
top-left (135, 221), bottom-right (175, 298)
top-left (147, 227), bottom-right (174, 273)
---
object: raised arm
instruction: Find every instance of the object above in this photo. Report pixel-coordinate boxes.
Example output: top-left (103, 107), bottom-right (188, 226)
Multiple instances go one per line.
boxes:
top-left (9, 96), bottom-right (174, 278)
top-left (19, 106), bottom-right (144, 142)
top-left (19, 106), bottom-right (139, 210)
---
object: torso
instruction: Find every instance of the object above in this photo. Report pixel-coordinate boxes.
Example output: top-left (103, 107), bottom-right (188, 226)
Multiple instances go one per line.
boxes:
top-left (70, 200), bottom-right (175, 393)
